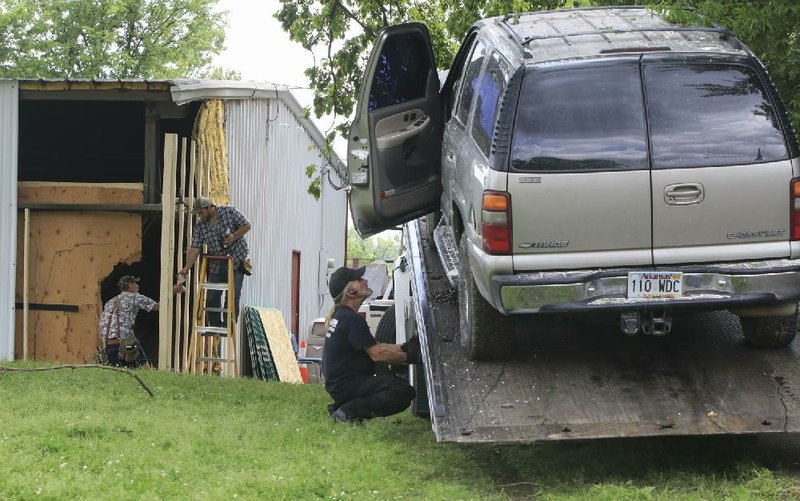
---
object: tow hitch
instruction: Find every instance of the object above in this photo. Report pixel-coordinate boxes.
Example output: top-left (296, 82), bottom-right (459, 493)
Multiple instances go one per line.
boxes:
top-left (620, 311), bottom-right (672, 336)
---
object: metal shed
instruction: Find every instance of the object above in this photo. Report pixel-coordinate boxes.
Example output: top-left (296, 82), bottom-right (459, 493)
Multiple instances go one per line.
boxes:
top-left (0, 79), bottom-right (347, 369)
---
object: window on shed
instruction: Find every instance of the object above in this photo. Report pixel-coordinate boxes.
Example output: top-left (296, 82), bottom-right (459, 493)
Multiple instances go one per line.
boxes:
top-left (471, 52), bottom-right (509, 157)
top-left (643, 61), bottom-right (789, 168)
top-left (454, 40), bottom-right (485, 125)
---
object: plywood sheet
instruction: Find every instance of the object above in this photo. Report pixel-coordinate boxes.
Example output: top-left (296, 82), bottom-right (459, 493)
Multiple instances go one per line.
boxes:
top-left (14, 211), bottom-right (142, 363)
top-left (18, 182), bottom-right (144, 205)
top-left (257, 308), bottom-right (302, 384)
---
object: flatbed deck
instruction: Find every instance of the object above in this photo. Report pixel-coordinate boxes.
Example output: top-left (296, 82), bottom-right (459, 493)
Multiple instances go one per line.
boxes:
top-left (405, 219), bottom-right (800, 443)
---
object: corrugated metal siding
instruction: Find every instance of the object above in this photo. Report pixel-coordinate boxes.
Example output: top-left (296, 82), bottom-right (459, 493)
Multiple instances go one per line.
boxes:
top-left (0, 81), bottom-right (18, 360)
top-left (226, 98), bottom-right (346, 341)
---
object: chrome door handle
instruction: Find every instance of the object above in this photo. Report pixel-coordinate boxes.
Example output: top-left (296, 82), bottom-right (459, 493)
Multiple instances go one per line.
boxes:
top-left (664, 183), bottom-right (704, 205)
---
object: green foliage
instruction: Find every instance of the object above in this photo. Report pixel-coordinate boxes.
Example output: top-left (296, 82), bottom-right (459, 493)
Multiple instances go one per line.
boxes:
top-left (0, 0), bottom-right (230, 79)
top-left (276, 0), bottom-right (567, 126)
top-left (346, 226), bottom-right (401, 264)
top-left (280, 0), bottom-right (800, 195)
top-left (630, 0), bottom-right (800, 130)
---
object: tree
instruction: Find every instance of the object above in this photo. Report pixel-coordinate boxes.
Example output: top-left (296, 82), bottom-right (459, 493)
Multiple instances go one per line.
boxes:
top-left (278, 0), bottom-right (800, 193)
top-left (346, 227), bottom-right (401, 265)
top-left (0, 0), bottom-right (232, 80)
top-left (276, 0), bottom-right (568, 198)
top-left (650, 1), bottom-right (800, 128)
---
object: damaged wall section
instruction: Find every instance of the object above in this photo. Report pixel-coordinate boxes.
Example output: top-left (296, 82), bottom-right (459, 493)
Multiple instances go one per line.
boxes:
top-left (15, 182), bottom-right (143, 363)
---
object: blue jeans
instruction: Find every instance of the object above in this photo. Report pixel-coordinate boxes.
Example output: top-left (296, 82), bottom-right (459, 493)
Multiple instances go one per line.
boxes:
top-left (207, 267), bottom-right (245, 327)
top-left (106, 339), bottom-right (148, 368)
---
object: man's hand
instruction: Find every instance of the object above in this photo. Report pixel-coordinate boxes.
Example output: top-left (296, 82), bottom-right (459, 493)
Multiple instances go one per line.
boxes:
top-left (178, 268), bottom-right (189, 277)
top-left (173, 283), bottom-right (185, 294)
top-left (223, 234), bottom-right (237, 247)
top-left (401, 335), bottom-right (422, 365)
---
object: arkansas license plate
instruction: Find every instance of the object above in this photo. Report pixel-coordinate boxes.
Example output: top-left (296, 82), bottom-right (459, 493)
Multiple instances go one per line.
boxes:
top-left (627, 272), bottom-right (683, 299)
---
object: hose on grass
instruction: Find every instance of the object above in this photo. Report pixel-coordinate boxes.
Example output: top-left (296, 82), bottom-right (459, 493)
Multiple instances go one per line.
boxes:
top-left (0, 364), bottom-right (155, 398)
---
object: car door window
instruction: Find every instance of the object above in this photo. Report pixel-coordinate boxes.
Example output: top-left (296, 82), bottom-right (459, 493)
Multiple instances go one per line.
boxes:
top-left (643, 60), bottom-right (789, 168)
top-left (368, 33), bottom-right (431, 111)
top-left (443, 34), bottom-right (477, 121)
top-left (454, 40), bottom-right (485, 125)
top-left (471, 52), bottom-right (510, 157)
top-left (511, 59), bottom-right (647, 171)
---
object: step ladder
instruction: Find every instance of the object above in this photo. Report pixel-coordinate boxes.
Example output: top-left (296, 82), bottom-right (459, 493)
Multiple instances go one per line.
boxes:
top-left (189, 255), bottom-right (238, 377)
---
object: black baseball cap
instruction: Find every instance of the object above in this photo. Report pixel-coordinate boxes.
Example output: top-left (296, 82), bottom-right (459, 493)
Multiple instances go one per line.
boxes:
top-left (329, 266), bottom-right (366, 297)
top-left (117, 275), bottom-right (140, 290)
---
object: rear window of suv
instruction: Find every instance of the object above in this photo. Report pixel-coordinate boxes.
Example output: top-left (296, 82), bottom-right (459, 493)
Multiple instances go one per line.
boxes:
top-left (511, 59), bottom-right (648, 172)
top-left (643, 60), bottom-right (788, 168)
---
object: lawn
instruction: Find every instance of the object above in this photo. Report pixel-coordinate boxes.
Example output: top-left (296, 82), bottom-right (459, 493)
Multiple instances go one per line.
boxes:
top-left (1, 361), bottom-right (799, 500)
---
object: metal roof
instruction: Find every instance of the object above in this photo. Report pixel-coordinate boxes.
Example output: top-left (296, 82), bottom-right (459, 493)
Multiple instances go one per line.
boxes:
top-left (489, 7), bottom-right (747, 63)
top-left (170, 80), bottom-right (344, 173)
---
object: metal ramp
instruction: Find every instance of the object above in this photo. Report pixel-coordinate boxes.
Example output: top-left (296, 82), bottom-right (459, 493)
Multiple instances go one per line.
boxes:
top-left (404, 219), bottom-right (800, 444)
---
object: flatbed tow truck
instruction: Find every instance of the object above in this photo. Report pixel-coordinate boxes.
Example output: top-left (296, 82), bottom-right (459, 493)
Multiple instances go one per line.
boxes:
top-left (395, 218), bottom-right (800, 444)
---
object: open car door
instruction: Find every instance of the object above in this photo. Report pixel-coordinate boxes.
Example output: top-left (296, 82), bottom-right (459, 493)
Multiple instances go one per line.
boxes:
top-left (348, 23), bottom-right (442, 237)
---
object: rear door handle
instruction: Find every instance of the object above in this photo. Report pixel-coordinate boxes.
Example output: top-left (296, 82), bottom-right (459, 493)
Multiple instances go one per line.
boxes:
top-left (664, 183), bottom-right (704, 205)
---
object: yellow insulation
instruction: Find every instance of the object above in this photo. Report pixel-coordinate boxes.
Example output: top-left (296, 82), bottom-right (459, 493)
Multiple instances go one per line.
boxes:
top-left (194, 99), bottom-right (230, 205)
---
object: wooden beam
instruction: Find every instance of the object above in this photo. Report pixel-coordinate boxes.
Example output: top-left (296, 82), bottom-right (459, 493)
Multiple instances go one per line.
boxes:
top-left (18, 181), bottom-right (145, 189)
top-left (173, 137), bottom-right (188, 371)
top-left (18, 203), bottom-right (162, 213)
top-left (158, 134), bottom-right (178, 370)
top-left (144, 104), bottom-right (159, 204)
top-left (22, 208), bottom-right (29, 361)
top-left (182, 141), bottom-right (196, 372)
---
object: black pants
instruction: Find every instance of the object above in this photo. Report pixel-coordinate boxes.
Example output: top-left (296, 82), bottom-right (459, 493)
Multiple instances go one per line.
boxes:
top-left (207, 267), bottom-right (245, 327)
top-left (329, 375), bottom-right (416, 420)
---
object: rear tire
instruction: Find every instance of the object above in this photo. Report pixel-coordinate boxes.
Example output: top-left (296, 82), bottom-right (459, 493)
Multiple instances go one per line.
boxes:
top-left (374, 305), bottom-right (407, 378)
top-left (739, 306), bottom-right (798, 348)
top-left (458, 237), bottom-right (514, 360)
top-left (375, 305), bottom-right (396, 344)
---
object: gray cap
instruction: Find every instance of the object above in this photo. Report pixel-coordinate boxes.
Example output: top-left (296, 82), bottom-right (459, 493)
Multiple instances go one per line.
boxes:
top-left (117, 275), bottom-right (140, 290)
top-left (192, 197), bottom-right (214, 213)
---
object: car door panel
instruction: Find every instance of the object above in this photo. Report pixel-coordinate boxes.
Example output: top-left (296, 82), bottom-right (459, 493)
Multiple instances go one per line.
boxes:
top-left (348, 23), bottom-right (442, 237)
top-left (642, 55), bottom-right (793, 264)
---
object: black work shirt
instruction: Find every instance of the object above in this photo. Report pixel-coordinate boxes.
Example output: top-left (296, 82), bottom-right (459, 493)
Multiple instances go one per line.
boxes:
top-left (322, 306), bottom-right (376, 394)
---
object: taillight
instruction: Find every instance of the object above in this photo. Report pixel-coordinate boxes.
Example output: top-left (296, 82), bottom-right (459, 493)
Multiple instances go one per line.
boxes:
top-left (481, 191), bottom-right (512, 254)
top-left (792, 178), bottom-right (800, 240)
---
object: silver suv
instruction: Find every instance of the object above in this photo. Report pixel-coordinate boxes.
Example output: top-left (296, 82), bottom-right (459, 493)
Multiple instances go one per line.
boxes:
top-left (347, 7), bottom-right (800, 359)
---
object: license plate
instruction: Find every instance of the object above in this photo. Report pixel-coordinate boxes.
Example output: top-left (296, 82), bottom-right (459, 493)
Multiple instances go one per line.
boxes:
top-left (627, 272), bottom-right (683, 299)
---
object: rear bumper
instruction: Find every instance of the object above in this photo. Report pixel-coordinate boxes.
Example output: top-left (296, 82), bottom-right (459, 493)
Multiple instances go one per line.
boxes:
top-left (492, 259), bottom-right (800, 314)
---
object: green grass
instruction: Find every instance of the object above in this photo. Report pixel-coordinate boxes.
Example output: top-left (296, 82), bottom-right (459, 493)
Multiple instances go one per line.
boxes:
top-left (1, 362), bottom-right (799, 500)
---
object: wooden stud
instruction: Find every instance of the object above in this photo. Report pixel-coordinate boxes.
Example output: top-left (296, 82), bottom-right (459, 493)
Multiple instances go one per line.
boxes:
top-left (158, 133), bottom-right (178, 370)
top-left (182, 141), bottom-right (197, 372)
top-left (23, 208), bottom-right (30, 360)
top-left (173, 137), bottom-right (188, 371)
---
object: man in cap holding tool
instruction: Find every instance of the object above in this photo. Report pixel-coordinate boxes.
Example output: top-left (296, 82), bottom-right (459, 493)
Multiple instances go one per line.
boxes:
top-left (178, 197), bottom-right (252, 327)
top-left (99, 276), bottom-right (180, 369)
top-left (322, 265), bottom-right (422, 423)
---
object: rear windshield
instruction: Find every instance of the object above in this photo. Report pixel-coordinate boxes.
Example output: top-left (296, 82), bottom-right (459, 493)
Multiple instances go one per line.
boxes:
top-left (510, 58), bottom-right (790, 173)
top-left (511, 60), bottom-right (648, 172)
top-left (643, 61), bottom-right (788, 168)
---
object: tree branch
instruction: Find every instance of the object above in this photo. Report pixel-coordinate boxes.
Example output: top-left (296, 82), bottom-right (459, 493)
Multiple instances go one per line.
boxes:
top-left (333, 0), bottom-right (374, 37)
top-left (0, 364), bottom-right (155, 398)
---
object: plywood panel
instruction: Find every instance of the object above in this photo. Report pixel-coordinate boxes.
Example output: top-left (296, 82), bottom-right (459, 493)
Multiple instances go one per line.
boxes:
top-left (257, 308), bottom-right (302, 384)
top-left (18, 182), bottom-right (144, 205)
top-left (14, 211), bottom-right (142, 363)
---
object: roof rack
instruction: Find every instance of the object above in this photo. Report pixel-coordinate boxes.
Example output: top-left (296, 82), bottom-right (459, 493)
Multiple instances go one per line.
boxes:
top-left (521, 26), bottom-right (734, 46)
